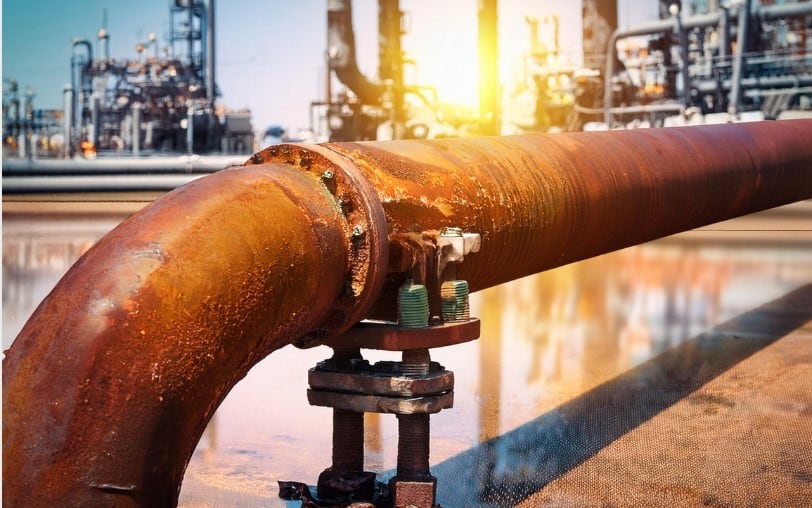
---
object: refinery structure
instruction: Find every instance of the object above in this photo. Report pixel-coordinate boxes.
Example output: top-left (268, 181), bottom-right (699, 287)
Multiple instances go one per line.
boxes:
top-left (313, 0), bottom-right (812, 141)
top-left (2, 0), bottom-right (253, 162)
top-left (4, 0), bottom-right (812, 162)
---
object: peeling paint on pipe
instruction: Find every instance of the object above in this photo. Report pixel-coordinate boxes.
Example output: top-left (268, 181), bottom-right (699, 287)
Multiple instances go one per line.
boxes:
top-left (4, 120), bottom-right (812, 506)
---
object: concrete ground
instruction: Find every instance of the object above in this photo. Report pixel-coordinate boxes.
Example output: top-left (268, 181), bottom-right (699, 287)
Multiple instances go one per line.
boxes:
top-left (432, 284), bottom-right (812, 507)
top-left (520, 298), bottom-right (812, 507)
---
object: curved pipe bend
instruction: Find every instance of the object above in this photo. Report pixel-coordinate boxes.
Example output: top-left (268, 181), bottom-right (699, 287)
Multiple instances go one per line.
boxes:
top-left (327, 0), bottom-right (382, 105)
top-left (3, 160), bottom-right (387, 506)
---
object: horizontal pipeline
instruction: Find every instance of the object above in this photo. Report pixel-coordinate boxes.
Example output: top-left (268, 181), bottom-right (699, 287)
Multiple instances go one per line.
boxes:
top-left (2, 174), bottom-right (206, 193)
top-left (4, 120), bottom-right (812, 506)
top-left (294, 119), bottom-right (812, 319)
top-left (2, 155), bottom-right (247, 194)
top-left (2, 154), bottom-right (245, 176)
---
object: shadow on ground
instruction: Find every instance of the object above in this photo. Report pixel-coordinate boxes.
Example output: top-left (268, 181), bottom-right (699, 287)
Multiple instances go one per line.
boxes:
top-left (434, 283), bottom-right (812, 506)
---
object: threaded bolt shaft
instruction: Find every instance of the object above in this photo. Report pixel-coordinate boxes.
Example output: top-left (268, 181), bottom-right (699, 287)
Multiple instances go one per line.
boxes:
top-left (329, 347), bottom-right (364, 473)
top-left (441, 279), bottom-right (470, 322)
top-left (397, 413), bottom-right (431, 480)
top-left (332, 408), bottom-right (364, 472)
top-left (398, 280), bottom-right (429, 329)
top-left (401, 348), bottom-right (431, 377)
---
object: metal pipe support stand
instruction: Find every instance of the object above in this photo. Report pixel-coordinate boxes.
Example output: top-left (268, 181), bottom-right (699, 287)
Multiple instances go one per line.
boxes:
top-left (279, 318), bottom-right (481, 508)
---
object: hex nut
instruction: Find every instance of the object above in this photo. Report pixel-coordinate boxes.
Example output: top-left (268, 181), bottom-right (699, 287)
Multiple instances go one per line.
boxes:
top-left (390, 477), bottom-right (437, 508)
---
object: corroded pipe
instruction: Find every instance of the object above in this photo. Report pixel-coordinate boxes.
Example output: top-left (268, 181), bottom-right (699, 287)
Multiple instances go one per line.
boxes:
top-left (3, 160), bottom-right (388, 506)
top-left (251, 119), bottom-right (812, 319)
top-left (4, 120), bottom-right (812, 506)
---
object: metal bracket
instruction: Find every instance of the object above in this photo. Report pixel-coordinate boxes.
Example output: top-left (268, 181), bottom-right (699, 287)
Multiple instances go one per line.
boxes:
top-left (280, 317), bottom-right (480, 507)
top-left (436, 227), bottom-right (481, 278)
top-left (309, 360), bottom-right (454, 397)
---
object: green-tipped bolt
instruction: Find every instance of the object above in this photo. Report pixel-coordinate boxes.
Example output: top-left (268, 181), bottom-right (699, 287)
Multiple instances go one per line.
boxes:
top-left (440, 279), bottom-right (470, 322)
top-left (398, 280), bottom-right (429, 329)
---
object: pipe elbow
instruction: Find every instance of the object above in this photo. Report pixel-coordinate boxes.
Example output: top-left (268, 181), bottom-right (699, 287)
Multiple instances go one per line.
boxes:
top-left (3, 156), bottom-right (387, 506)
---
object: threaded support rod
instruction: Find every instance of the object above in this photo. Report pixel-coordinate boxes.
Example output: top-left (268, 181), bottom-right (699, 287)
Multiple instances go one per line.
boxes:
top-left (332, 408), bottom-right (364, 472)
top-left (397, 413), bottom-right (431, 479)
top-left (402, 348), bottom-right (431, 377)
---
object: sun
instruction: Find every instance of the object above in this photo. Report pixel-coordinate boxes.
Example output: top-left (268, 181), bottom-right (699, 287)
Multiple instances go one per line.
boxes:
top-left (403, 1), bottom-right (480, 110)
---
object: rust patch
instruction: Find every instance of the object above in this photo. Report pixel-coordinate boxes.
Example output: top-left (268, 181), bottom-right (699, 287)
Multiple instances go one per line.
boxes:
top-left (248, 143), bottom-right (389, 342)
top-left (3, 164), bottom-right (351, 506)
top-left (4, 119), bottom-right (812, 506)
top-left (325, 121), bottom-right (812, 319)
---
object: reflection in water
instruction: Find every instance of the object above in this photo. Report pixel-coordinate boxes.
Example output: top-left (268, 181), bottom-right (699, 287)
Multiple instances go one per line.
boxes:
top-left (3, 207), bottom-right (811, 506)
top-left (364, 413), bottom-right (384, 472)
top-left (448, 241), bottom-right (811, 506)
top-left (3, 238), bottom-right (91, 333)
top-left (486, 245), bottom-right (785, 440)
top-left (2, 214), bottom-right (128, 347)
top-left (478, 287), bottom-right (503, 443)
top-left (436, 284), bottom-right (812, 506)
top-left (615, 249), bottom-right (729, 367)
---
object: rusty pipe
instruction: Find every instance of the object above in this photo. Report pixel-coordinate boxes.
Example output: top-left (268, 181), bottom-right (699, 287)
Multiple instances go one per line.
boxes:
top-left (4, 120), bottom-right (812, 505)
top-left (248, 120), bottom-right (812, 319)
top-left (2, 156), bottom-right (388, 506)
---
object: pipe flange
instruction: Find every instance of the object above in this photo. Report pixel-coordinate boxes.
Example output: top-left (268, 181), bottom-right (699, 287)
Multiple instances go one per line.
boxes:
top-left (246, 144), bottom-right (389, 345)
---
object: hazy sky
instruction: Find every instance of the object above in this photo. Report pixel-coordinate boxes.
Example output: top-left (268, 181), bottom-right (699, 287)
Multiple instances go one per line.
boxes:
top-left (2, 1), bottom-right (653, 132)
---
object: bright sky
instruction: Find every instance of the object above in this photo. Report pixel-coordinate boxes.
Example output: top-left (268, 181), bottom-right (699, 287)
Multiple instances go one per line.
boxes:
top-left (2, 1), bottom-right (652, 132)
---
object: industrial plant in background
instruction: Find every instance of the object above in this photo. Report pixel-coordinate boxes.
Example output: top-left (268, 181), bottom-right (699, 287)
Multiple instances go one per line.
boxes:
top-left (537, 0), bottom-right (812, 131)
top-left (6, 0), bottom-right (811, 152)
top-left (312, 0), bottom-right (500, 142)
top-left (315, 0), bottom-right (812, 142)
top-left (2, 0), bottom-right (254, 161)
